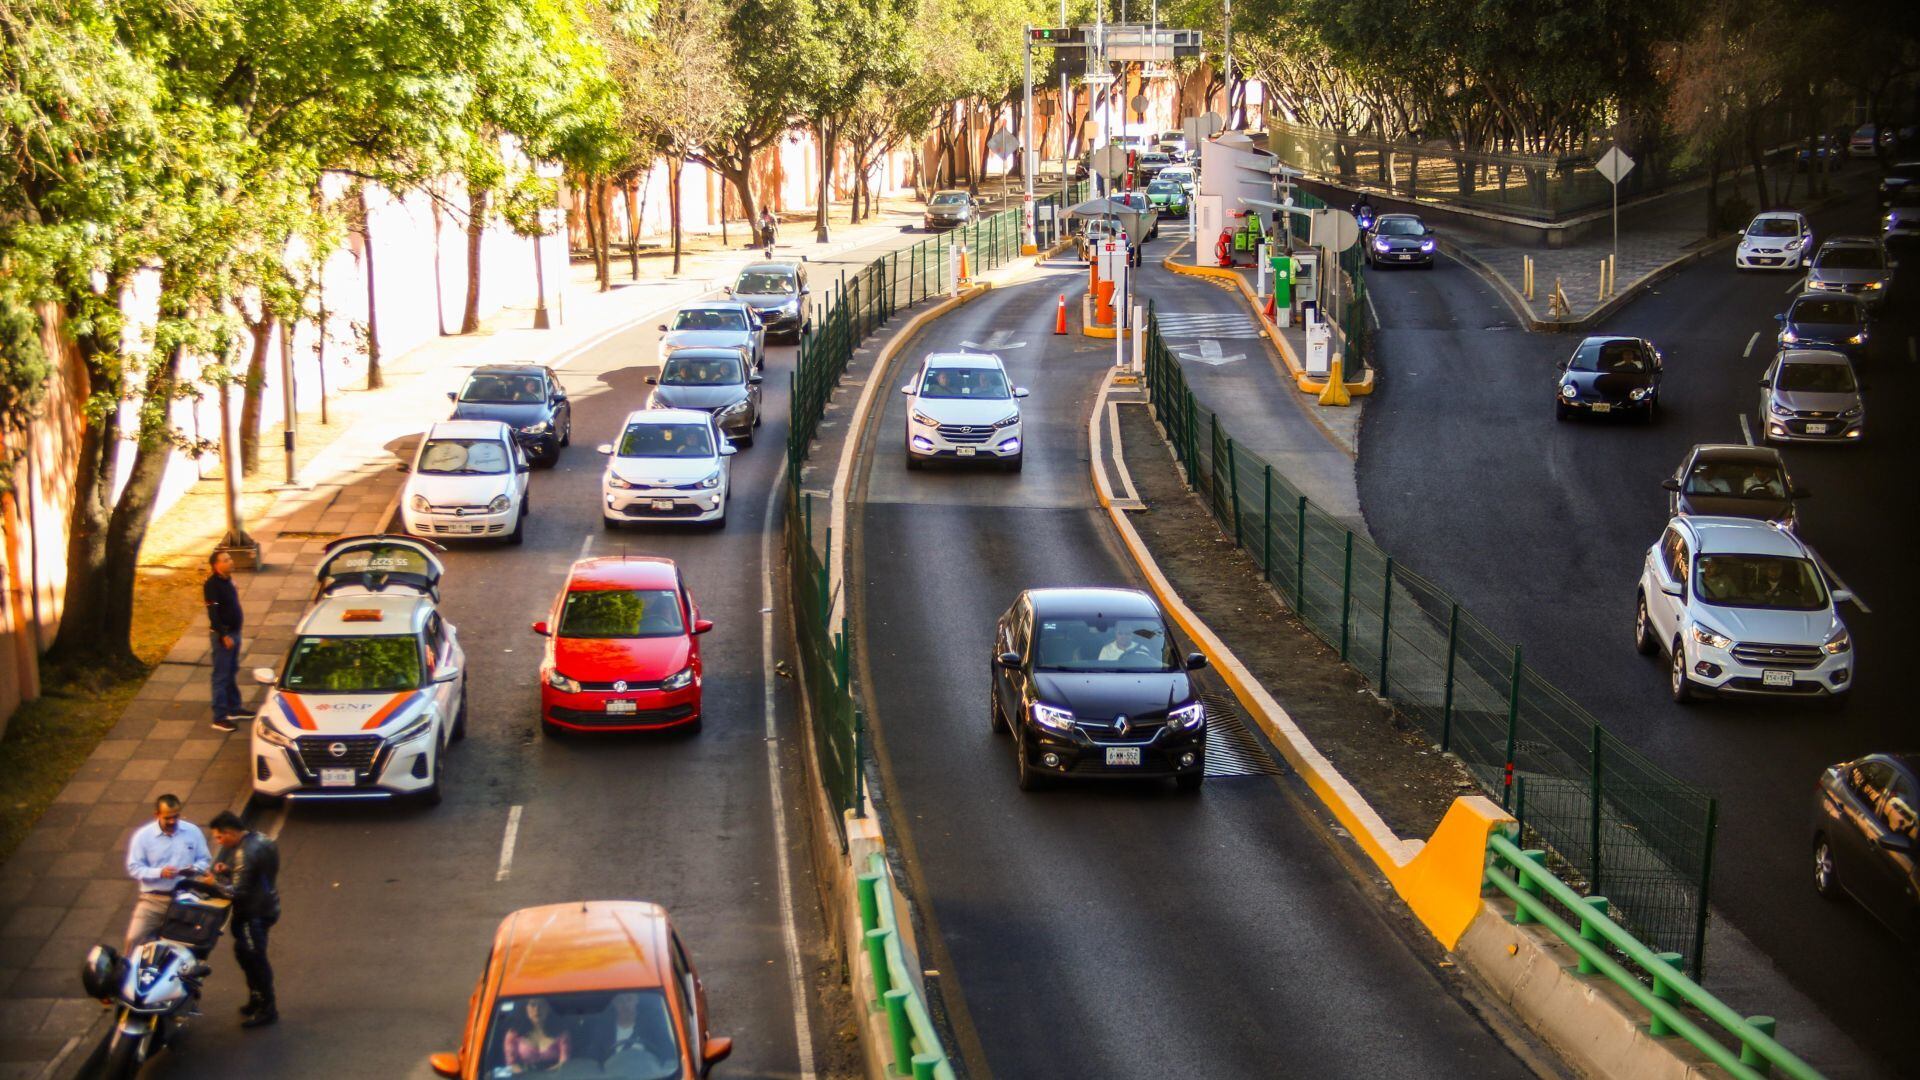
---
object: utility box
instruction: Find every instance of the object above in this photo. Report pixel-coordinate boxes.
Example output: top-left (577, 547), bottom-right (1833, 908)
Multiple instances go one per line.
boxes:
top-left (1272, 253), bottom-right (1294, 312)
top-left (1291, 252), bottom-right (1320, 317)
top-left (1305, 320), bottom-right (1332, 378)
top-left (1098, 236), bottom-right (1130, 281)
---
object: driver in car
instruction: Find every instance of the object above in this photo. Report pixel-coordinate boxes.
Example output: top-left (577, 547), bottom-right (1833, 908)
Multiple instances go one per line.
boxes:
top-left (1098, 623), bottom-right (1146, 662)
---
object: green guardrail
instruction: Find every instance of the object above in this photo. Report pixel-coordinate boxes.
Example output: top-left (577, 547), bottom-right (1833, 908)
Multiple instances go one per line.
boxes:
top-left (1486, 830), bottom-right (1820, 1080)
top-left (858, 852), bottom-right (956, 1080)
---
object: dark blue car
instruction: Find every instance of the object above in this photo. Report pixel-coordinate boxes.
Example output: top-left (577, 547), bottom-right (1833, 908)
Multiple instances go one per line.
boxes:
top-left (446, 364), bottom-right (572, 465)
top-left (1555, 335), bottom-right (1663, 422)
top-left (1776, 294), bottom-right (1870, 359)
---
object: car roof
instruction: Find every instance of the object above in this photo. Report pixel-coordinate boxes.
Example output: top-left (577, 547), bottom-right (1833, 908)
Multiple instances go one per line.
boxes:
top-left (425, 419), bottom-right (513, 441)
top-left (677, 301), bottom-right (751, 312)
top-left (931, 189), bottom-right (968, 197)
top-left (1377, 213), bottom-right (1422, 222)
top-left (666, 347), bottom-right (748, 360)
top-left (1674, 516), bottom-right (1806, 557)
top-left (1777, 349), bottom-right (1853, 366)
top-left (1884, 752), bottom-right (1920, 776)
top-left (297, 592), bottom-right (431, 637)
top-left (1576, 335), bottom-right (1647, 349)
top-left (620, 407), bottom-right (714, 426)
top-left (1820, 235), bottom-right (1880, 248)
top-left (740, 262), bottom-right (798, 275)
top-left (493, 902), bottom-right (670, 997)
top-left (1751, 211), bottom-right (1802, 220)
top-left (1025, 587), bottom-right (1163, 619)
top-left (923, 351), bottom-right (1002, 370)
top-left (1687, 444), bottom-right (1783, 466)
top-left (567, 556), bottom-right (680, 591)
top-left (471, 364), bottom-right (548, 377)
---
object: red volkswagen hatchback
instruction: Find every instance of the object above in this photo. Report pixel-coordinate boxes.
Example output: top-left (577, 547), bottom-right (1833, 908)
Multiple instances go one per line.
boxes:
top-left (534, 557), bottom-right (711, 735)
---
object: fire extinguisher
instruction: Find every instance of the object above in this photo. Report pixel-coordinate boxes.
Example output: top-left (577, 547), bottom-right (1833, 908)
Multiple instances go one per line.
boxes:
top-left (1216, 229), bottom-right (1234, 267)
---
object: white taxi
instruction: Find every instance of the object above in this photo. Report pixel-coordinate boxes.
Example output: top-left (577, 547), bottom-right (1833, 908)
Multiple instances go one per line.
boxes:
top-left (250, 536), bottom-right (466, 806)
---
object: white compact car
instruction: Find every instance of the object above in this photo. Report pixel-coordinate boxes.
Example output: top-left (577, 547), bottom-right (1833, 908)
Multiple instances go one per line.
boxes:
top-left (1635, 516), bottom-right (1853, 706)
top-left (598, 408), bottom-right (736, 528)
top-left (400, 420), bottom-right (531, 544)
top-left (250, 536), bottom-right (465, 805)
top-left (902, 352), bottom-right (1028, 471)
top-left (1735, 212), bottom-right (1814, 270)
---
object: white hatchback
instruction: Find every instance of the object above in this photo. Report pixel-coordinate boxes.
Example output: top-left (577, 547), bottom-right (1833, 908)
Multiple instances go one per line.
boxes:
top-left (902, 352), bottom-right (1028, 471)
top-left (1735, 212), bottom-right (1813, 270)
top-left (598, 408), bottom-right (736, 528)
top-left (400, 420), bottom-right (532, 544)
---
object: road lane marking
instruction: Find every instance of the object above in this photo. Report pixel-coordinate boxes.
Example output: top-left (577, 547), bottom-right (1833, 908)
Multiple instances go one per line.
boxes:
top-left (495, 805), bottom-right (522, 882)
top-left (959, 329), bottom-right (1026, 350)
top-left (1784, 276), bottom-right (1806, 295)
top-left (578, 533), bottom-right (594, 559)
top-left (761, 459), bottom-right (820, 1080)
top-left (1738, 413), bottom-right (1754, 445)
top-left (1813, 553), bottom-right (1872, 614)
top-left (1743, 331), bottom-right (1759, 358)
top-left (1176, 339), bottom-right (1244, 365)
top-left (252, 802), bottom-right (286, 841)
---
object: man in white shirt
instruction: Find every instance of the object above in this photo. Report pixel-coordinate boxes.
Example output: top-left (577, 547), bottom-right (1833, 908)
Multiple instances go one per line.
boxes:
top-left (123, 794), bottom-right (212, 953)
top-left (1098, 624), bottom-right (1145, 663)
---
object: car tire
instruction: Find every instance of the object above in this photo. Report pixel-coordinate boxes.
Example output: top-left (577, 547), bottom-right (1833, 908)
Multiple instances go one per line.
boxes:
top-left (560, 418), bottom-right (572, 447)
top-left (1812, 835), bottom-right (1844, 899)
top-left (541, 714), bottom-right (567, 738)
top-left (253, 791), bottom-right (286, 810)
top-left (1634, 596), bottom-right (1659, 656)
top-left (1642, 399), bottom-right (1658, 425)
top-left (507, 511), bottom-right (525, 546)
top-left (1003, 453), bottom-right (1023, 473)
top-left (711, 509), bottom-right (727, 531)
top-left (1015, 733), bottom-right (1046, 791)
top-left (1176, 771), bottom-right (1204, 793)
top-left (1669, 643), bottom-right (1696, 704)
top-left (683, 713), bottom-right (704, 736)
top-left (602, 515), bottom-right (621, 531)
top-left (736, 432), bottom-right (754, 449)
top-left (452, 691), bottom-right (468, 741)
top-left (989, 683), bottom-right (1008, 734)
top-left (1555, 403), bottom-right (1570, 421)
top-left (906, 453), bottom-right (924, 471)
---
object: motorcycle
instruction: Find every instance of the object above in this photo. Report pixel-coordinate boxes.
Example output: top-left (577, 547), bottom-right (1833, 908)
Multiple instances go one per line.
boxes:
top-left (79, 877), bottom-right (234, 1078)
top-left (1355, 207), bottom-right (1376, 232)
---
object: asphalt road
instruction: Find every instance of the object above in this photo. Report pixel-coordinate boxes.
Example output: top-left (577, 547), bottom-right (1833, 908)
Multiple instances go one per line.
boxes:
top-left (853, 265), bottom-right (1537, 1079)
top-left (1359, 192), bottom-right (1917, 1074)
top-left (147, 230), bottom-right (929, 1079)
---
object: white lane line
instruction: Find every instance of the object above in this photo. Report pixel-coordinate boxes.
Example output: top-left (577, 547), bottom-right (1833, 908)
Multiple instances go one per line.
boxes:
top-left (495, 805), bottom-right (523, 882)
top-left (1738, 413), bottom-right (1754, 446)
top-left (760, 459), bottom-right (820, 1080)
top-left (1815, 555), bottom-right (1872, 614)
top-left (1743, 331), bottom-right (1759, 358)
top-left (1783, 276), bottom-right (1806, 295)
top-left (578, 533), bottom-right (595, 559)
top-left (1364, 285), bottom-right (1382, 329)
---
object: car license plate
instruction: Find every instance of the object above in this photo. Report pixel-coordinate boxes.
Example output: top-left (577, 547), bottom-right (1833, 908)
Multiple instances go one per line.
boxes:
top-left (955, 447), bottom-right (977, 457)
top-left (1762, 670), bottom-right (1795, 688)
top-left (1590, 403), bottom-right (1612, 413)
top-left (1105, 747), bottom-right (1142, 766)
top-left (651, 499), bottom-right (676, 511)
top-left (605, 700), bottom-right (637, 714)
top-left (1804, 423), bottom-right (1829, 434)
top-left (1397, 253), bottom-right (1414, 260)
top-left (319, 768), bottom-right (355, 787)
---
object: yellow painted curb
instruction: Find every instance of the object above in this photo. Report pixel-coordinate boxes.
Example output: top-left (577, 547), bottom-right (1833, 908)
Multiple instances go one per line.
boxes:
top-left (1162, 243), bottom-right (1373, 397)
top-left (1079, 293), bottom-right (1117, 338)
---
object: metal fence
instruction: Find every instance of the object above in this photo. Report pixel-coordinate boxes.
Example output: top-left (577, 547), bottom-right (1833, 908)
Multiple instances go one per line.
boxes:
top-left (1275, 185), bottom-right (1371, 372)
top-left (1142, 312), bottom-right (1720, 974)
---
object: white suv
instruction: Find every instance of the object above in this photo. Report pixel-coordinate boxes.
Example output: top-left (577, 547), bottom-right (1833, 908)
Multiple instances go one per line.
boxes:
top-left (901, 352), bottom-right (1028, 471)
top-left (598, 408), bottom-right (736, 528)
top-left (1635, 516), bottom-right (1854, 706)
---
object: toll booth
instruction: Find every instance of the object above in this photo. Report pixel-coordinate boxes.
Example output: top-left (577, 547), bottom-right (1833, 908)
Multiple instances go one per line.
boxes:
top-left (1193, 132), bottom-right (1278, 268)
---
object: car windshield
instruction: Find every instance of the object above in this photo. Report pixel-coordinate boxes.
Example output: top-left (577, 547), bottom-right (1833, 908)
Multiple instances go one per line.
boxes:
top-left (417, 438), bottom-right (511, 475)
top-left (672, 308), bottom-right (748, 331)
top-left (1033, 616), bottom-right (1179, 672)
top-left (617, 423), bottom-right (714, 458)
top-left (479, 989), bottom-right (682, 1080)
top-left (918, 366), bottom-right (1009, 399)
top-left (1776, 361), bottom-right (1857, 393)
top-left (1892, 188), bottom-right (1920, 208)
top-left (282, 634), bottom-right (421, 692)
top-left (734, 271), bottom-right (794, 296)
top-left (1693, 554), bottom-right (1827, 611)
top-left (461, 372), bottom-right (546, 404)
top-left (558, 588), bottom-right (685, 638)
top-left (1570, 339), bottom-right (1650, 373)
top-left (1141, 153), bottom-right (1168, 164)
top-left (660, 355), bottom-right (743, 386)
top-left (1814, 247), bottom-right (1881, 270)
top-left (1685, 460), bottom-right (1787, 499)
top-left (1149, 180), bottom-right (1181, 195)
top-left (1377, 217), bottom-right (1424, 237)
top-left (1749, 218), bottom-right (1799, 237)
top-left (930, 193), bottom-right (968, 207)
top-left (1790, 299), bottom-right (1861, 324)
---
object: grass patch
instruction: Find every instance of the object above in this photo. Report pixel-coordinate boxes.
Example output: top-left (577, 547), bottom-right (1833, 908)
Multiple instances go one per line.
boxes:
top-left (0, 666), bottom-right (142, 860)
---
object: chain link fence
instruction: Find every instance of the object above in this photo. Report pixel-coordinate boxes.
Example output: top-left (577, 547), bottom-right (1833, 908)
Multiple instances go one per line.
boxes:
top-left (1143, 311), bottom-right (1719, 974)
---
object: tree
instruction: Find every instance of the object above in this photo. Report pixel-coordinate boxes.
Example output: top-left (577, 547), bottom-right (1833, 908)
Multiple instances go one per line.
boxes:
top-left (690, 0), bottom-right (824, 230)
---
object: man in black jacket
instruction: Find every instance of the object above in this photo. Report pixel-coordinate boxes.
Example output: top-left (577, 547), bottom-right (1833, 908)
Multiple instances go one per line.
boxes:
top-left (210, 811), bottom-right (280, 1027)
top-left (204, 551), bottom-right (245, 733)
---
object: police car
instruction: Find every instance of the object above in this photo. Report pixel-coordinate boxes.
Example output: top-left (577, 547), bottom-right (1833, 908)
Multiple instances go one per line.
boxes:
top-left (250, 536), bottom-right (466, 806)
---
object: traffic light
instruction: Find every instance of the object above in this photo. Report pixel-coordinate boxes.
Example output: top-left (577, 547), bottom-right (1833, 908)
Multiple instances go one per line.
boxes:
top-left (1029, 26), bottom-right (1085, 45)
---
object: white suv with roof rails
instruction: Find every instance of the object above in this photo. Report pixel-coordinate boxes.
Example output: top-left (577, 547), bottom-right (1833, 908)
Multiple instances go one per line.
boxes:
top-left (250, 536), bottom-right (466, 805)
top-left (1635, 516), bottom-right (1853, 706)
top-left (901, 352), bottom-right (1028, 471)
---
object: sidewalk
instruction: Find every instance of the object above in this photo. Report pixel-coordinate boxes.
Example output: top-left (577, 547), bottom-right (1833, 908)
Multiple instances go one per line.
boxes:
top-left (0, 213), bottom-right (928, 1080)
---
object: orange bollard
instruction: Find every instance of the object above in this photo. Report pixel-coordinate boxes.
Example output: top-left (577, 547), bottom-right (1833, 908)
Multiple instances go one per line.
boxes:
top-left (958, 245), bottom-right (970, 283)
top-left (1055, 294), bottom-right (1069, 335)
top-left (1095, 281), bottom-right (1116, 325)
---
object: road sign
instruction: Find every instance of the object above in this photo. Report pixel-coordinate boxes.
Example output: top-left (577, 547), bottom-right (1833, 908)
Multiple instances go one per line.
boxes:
top-left (988, 130), bottom-right (1019, 157)
top-left (1090, 144), bottom-right (1129, 179)
top-left (1129, 94), bottom-right (1148, 117)
top-left (1082, 71), bottom-right (1116, 85)
top-left (1594, 146), bottom-right (1635, 185)
top-left (1100, 26), bottom-right (1204, 61)
top-left (1183, 111), bottom-right (1224, 146)
top-left (1310, 209), bottom-right (1360, 252)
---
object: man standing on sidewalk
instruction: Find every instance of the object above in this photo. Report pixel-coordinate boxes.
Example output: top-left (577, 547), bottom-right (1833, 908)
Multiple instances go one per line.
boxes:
top-left (205, 550), bottom-right (245, 733)
top-left (123, 794), bottom-right (211, 953)
top-left (210, 811), bottom-right (280, 1027)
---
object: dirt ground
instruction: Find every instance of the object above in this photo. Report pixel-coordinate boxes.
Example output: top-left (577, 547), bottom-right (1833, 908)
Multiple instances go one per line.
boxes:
top-left (1116, 401), bottom-right (1481, 841)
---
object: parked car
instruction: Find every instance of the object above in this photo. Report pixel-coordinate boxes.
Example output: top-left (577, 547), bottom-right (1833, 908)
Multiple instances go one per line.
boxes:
top-left (647, 348), bottom-right (762, 447)
top-left (1365, 213), bottom-right (1436, 268)
top-left (1145, 178), bottom-right (1189, 217)
top-left (427, 902), bottom-right (732, 1079)
top-left (447, 364), bottom-right (571, 465)
top-left (1077, 218), bottom-right (1119, 262)
top-left (923, 189), bottom-right (976, 230)
top-left (902, 352), bottom-right (1026, 470)
top-left (400, 421), bottom-right (532, 545)
top-left (1878, 160), bottom-right (1920, 203)
top-left (728, 262), bottom-right (808, 342)
top-left (1812, 754), bottom-right (1919, 942)
top-left (1734, 212), bottom-right (1813, 270)
top-left (1882, 186), bottom-right (1920, 246)
top-left (533, 556), bottom-right (711, 736)
top-left (1663, 444), bottom-right (1805, 530)
top-left (597, 409), bottom-right (737, 529)
top-left (658, 302), bottom-right (765, 374)
top-left (1554, 335), bottom-right (1663, 422)
top-left (250, 535), bottom-right (464, 806)
top-left (1111, 191), bottom-right (1159, 240)
top-left (1635, 515), bottom-right (1854, 705)
top-left (991, 587), bottom-right (1208, 791)
top-left (1849, 124), bottom-right (1885, 157)
top-left (1805, 237), bottom-right (1892, 308)
top-left (1776, 293), bottom-right (1870, 358)
top-left (1759, 349), bottom-right (1865, 444)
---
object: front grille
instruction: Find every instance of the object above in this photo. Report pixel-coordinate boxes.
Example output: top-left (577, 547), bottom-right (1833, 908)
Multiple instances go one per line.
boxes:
top-left (1723, 677), bottom-right (1826, 695)
top-left (575, 678), bottom-right (664, 693)
top-left (550, 705), bottom-right (694, 727)
top-left (618, 502), bottom-right (707, 518)
top-left (936, 424), bottom-right (994, 444)
top-left (295, 734), bottom-right (382, 776)
top-left (1732, 642), bottom-right (1825, 669)
top-left (1785, 418), bottom-right (1847, 436)
top-left (1080, 715), bottom-right (1171, 745)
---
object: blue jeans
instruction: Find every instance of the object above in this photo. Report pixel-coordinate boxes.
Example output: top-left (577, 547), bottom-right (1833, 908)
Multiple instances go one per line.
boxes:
top-left (210, 633), bottom-right (242, 720)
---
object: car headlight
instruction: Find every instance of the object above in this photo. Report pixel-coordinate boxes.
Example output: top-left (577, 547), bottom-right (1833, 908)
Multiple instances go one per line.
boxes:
top-left (547, 670), bottom-right (582, 694)
top-left (607, 474), bottom-right (635, 489)
top-left (1807, 280), bottom-right (1834, 290)
top-left (910, 409), bottom-right (941, 428)
top-left (1785, 238), bottom-right (1804, 250)
top-left (254, 716), bottom-right (295, 749)
top-left (1169, 702), bottom-right (1205, 730)
top-left (720, 399), bottom-right (751, 416)
top-left (1769, 400), bottom-right (1794, 417)
top-left (1690, 625), bottom-right (1732, 650)
top-left (1560, 383), bottom-right (1578, 399)
top-left (1420, 239), bottom-right (1436, 251)
top-left (1846, 332), bottom-right (1865, 345)
top-left (410, 493), bottom-right (431, 513)
top-left (1824, 628), bottom-right (1851, 655)
top-left (1030, 703), bottom-right (1075, 733)
top-left (992, 412), bottom-right (1021, 429)
top-left (1841, 405), bottom-right (1863, 418)
top-left (488, 494), bottom-right (511, 513)
top-left (522, 421), bottom-right (548, 435)
top-left (698, 470), bottom-right (721, 490)
top-left (661, 665), bottom-right (694, 691)
top-left (1373, 238), bottom-right (1391, 253)
top-left (1629, 386), bottom-right (1652, 401)
top-left (384, 710), bottom-right (436, 746)
top-left (1862, 280), bottom-right (1884, 290)
top-left (1780, 329), bottom-right (1798, 343)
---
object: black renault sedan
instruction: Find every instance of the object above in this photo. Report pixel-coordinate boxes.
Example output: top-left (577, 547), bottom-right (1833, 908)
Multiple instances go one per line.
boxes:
top-left (990, 588), bottom-right (1208, 792)
top-left (1554, 336), bottom-right (1663, 422)
top-left (447, 364), bottom-right (572, 465)
top-left (1812, 753), bottom-right (1919, 943)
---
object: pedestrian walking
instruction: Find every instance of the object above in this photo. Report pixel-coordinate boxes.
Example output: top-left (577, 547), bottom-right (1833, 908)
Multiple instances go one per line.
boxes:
top-left (759, 208), bottom-right (778, 255)
top-left (205, 549), bottom-right (245, 733)
top-left (123, 794), bottom-right (211, 954)
top-left (209, 810), bottom-right (280, 1028)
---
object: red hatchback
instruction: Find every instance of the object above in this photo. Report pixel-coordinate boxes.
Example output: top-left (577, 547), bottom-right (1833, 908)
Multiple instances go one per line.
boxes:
top-left (534, 557), bottom-right (711, 735)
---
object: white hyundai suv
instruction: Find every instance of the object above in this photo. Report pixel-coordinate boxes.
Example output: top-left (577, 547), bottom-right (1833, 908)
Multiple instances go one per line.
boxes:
top-left (598, 408), bottom-right (736, 528)
top-left (901, 352), bottom-right (1028, 471)
top-left (1635, 516), bottom-right (1854, 706)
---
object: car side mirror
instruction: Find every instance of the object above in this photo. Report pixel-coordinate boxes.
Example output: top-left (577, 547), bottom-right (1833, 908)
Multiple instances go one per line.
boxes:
top-left (1660, 581), bottom-right (1683, 598)
top-left (1758, 379), bottom-right (1770, 388)
top-left (531, 621), bottom-right (550, 636)
top-left (997, 651), bottom-right (1021, 669)
top-left (645, 375), bottom-right (658, 385)
top-left (694, 619), bottom-right (714, 635)
top-left (597, 444), bottom-right (614, 455)
top-left (901, 384), bottom-right (914, 394)
top-left (1661, 478), bottom-right (1681, 492)
top-left (251, 667), bottom-right (277, 686)
top-left (722, 286), bottom-right (733, 296)
top-left (1013, 387), bottom-right (1030, 398)
top-left (1832, 588), bottom-right (1855, 606)
top-left (1774, 313), bottom-right (1786, 322)
top-left (429, 1052), bottom-right (461, 1078)
top-left (1876, 833), bottom-right (1915, 854)
top-left (658, 324), bottom-right (669, 333)
top-left (433, 666), bottom-right (460, 684)
top-left (749, 374), bottom-right (764, 384)
top-left (702, 1037), bottom-right (734, 1069)
top-left (720, 444), bottom-right (738, 456)
top-left (394, 461), bottom-right (410, 472)
top-left (445, 391), bottom-right (457, 402)
top-left (1184, 652), bottom-right (1209, 671)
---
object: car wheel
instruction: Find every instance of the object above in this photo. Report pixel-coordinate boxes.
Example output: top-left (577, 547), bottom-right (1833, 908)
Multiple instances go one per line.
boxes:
top-left (1669, 643), bottom-right (1696, 704)
top-left (253, 791), bottom-right (286, 809)
top-left (906, 453), bottom-right (924, 471)
top-left (541, 716), bottom-right (566, 738)
top-left (452, 691), bottom-right (468, 741)
top-left (1176, 772), bottom-right (1204, 793)
top-left (989, 683), bottom-right (1008, 733)
top-left (1643, 399), bottom-right (1658, 424)
top-left (1555, 403), bottom-right (1570, 421)
top-left (1003, 453), bottom-right (1023, 473)
top-left (507, 511), bottom-right (525, 546)
top-left (753, 410), bottom-right (763, 429)
top-left (559, 418), bottom-right (572, 447)
top-left (1634, 596), bottom-right (1659, 656)
top-left (602, 515), bottom-right (621, 531)
top-left (711, 509), bottom-right (727, 530)
top-left (683, 713), bottom-right (704, 736)
top-left (736, 432), bottom-right (754, 449)
top-left (1015, 732), bottom-right (1046, 791)
top-left (1813, 836), bottom-right (1844, 899)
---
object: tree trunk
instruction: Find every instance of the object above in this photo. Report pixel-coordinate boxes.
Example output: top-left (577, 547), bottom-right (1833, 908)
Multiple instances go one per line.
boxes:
top-left (670, 155), bottom-right (685, 277)
top-left (595, 180), bottom-right (614, 292)
top-left (237, 313), bottom-right (273, 475)
top-left (1746, 120), bottom-right (1772, 210)
top-left (712, 157), bottom-right (756, 240)
top-left (431, 191), bottom-right (449, 336)
top-left (1705, 150), bottom-right (1721, 235)
top-left (461, 185), bottom-right (488, 334)
top-left (625, 179), bottom-right (642, 279)
top-left (46, 312), bottom-right (125, 673)
top-left (359, 184), bottom-right (384, 390)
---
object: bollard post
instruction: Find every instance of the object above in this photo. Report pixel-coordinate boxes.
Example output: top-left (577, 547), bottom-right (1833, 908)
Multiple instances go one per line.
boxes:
top-left (1440, 603), bottom-right (1459, 752)
top-left (1739, 1016), bottom-right (1778, 1075)
top-left (1649, 951), bottom-right (1686, 1036)
top-left (884, 988), bottom-right (914, 1074)
top-left (1511, 847), bottom-right (1548, 924)
top-left (1502, 645), bottom-right (1522, 809)
top-left (1338, 531), bottom-right (1355, 661)
top-left (1577, 896), bottom-right (1610, 975)
top-left (1379, 557), bottom-right (1394, 696)
top-left (865, 928), bottom-right (892, 1004)
top-left (1598, 259), bottom-right (1608, 302)
top-left (912, 1054), bottom-right (942, 1080)
top-left (857, 872), bottom-right (881, 932)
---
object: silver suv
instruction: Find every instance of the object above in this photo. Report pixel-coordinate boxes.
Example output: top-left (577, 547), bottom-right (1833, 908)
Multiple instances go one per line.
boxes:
top-left (1805, 237), bottom-right (1891, 309)
top-left (1759, 349), bottom-right (1864, 444)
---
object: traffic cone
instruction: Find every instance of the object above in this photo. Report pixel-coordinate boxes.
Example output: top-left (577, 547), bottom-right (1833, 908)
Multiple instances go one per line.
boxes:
top-left (1263, 292), bottom-right (1277, 321)
top-left (1054, 294), bottom-right (1068, 335)
top-left (958, 244), bottom-right (970, 283)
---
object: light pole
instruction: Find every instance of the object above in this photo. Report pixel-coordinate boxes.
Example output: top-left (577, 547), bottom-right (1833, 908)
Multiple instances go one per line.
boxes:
top-left (1223, 0), bottom-right (1232, 128)
top-left (1023, 26), bottom-right (1037, 252)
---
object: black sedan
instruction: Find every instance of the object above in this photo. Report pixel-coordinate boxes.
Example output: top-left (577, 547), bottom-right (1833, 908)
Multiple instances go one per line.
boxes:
top-left (447, 364), bottom-right (572, 464)
top-left (991, 588), bottom-right (1208, 792)
top-left (645, 348), bottom-right (762, 447)
top-left (1554, 336), bottom-right (1663, 422)
top-left (1663, 444), bottom-right (1805, 529)
top-left (1813, 753), bottom-right (1919, 943)
top-left (1365, 214), bottom-right (1436, 268)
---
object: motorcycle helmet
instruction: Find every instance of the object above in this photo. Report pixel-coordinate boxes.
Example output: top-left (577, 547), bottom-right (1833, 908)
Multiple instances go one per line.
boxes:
top-left (81, 944), bottom-right (121, 1000)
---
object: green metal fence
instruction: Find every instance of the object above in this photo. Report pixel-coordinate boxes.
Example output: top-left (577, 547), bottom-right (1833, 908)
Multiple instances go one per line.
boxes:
top-left (1275, 185), bottom-right (1371, 373)
top-left (786, 479), bottom-right (865, 825)
top-left (1141, 309), bottom-right (1720, 975)
top-left (859, 852), bottom-right (958, 1080)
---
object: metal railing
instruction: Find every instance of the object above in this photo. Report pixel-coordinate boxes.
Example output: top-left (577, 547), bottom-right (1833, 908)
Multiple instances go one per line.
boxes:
top-left (1141, 309), bottom-right (1720, 974)
top-left (1487, 831), bottom-right (1821, 1079)
top-left (859, 852), bottom-right (957, 1080)
top-left (786, 479), bottom-right (865, 824)
top-left (1276, 185), bottom-right (1370, 371)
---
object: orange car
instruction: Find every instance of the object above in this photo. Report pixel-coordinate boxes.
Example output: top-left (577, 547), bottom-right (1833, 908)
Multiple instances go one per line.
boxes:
top-left (431, 902), bottom-right (733, 1079)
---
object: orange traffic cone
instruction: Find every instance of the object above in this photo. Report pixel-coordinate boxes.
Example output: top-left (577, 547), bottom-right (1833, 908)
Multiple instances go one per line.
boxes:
top-left (1264, 292), bottom-right (1277, 321)
top-left (958, 244), bottom-right (971, 283)
top-left (1054, 294), bottom-right (1068, 335)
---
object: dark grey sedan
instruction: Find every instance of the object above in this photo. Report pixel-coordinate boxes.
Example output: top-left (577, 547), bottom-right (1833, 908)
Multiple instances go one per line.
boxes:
top-left (1663, 444), bottom-right (1805, 530)
top-left (1366, 214), bottom-right (1436, 268)
top-left (1813, 753), bottom-right (1920, 943)
top-left (646, 349), bottom-right (762, 447)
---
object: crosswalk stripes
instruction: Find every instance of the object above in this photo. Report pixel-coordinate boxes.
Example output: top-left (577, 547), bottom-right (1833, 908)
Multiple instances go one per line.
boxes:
top-left (1200, 691), bottom-right (1286, 777)
top-left (1154, 310), bottom-right (1260, 339)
